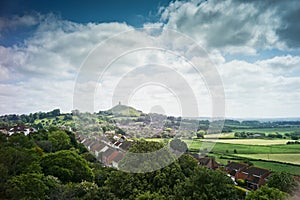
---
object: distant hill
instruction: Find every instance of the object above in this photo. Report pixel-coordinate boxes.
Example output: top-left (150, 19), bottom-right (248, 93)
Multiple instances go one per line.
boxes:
top-left (107, 104), bottom-right (142, 117)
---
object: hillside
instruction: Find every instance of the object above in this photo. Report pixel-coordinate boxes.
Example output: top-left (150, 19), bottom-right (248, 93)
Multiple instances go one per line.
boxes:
top-left (107, 104), bottom-right (142, 117)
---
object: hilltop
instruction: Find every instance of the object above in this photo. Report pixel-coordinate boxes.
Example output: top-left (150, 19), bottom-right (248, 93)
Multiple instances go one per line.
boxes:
top-left (107, 104), bottom-right (142, 117)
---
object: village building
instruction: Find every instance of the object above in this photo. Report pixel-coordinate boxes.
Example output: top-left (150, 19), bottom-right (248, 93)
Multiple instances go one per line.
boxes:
top-left (235, 166), bottom-right (271, 190)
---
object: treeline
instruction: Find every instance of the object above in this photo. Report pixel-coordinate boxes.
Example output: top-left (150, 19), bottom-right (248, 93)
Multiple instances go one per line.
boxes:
top-left (0, 109), bottom-right (62, 128)
top-left (234, 131), bottom-right (300, 140)
top-left (224, 119), bottom-right (300, 129)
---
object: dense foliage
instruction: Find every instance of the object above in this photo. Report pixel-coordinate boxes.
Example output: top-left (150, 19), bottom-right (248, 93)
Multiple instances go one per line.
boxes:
top-left (0, 129), bottom-right (245, 199)
top-left (0, 109), bottom-right (299, 199)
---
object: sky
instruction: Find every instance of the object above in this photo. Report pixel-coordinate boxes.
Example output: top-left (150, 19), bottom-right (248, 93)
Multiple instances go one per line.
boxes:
top-left (0, 0), bottom-right (300, 118)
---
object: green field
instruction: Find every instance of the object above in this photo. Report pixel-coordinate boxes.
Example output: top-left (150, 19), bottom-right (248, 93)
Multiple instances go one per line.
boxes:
top-left (233, 127), bottom-right (300, 135)
top-left (203, 139), bottom-right (292, 145)
top-left (147, 138), bottom-right (300, 154)
top-left (212, 154), bottom-right (300, 175)
top-left (235, 154), bottom-right (300, 165)
top-left (188, 141), bottom-right (300, 154)
top-left (147, 138), bottom-right (300, 175)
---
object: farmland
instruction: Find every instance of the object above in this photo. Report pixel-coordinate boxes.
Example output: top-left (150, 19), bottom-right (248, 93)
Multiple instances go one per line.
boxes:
top-left (147, 138), bottom-right (300, 175)
top-left (203, 138), bottom-right (292, 145)
top-left (212, 154), bottom-right (300, 176)
top-left (235, 154), bottom-right (300, 165)
top-left (233, 127), bottom-right (300, 135)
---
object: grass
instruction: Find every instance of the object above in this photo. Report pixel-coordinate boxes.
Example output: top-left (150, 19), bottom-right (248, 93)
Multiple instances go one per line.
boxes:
top-left (235, 154), bottom-right (300, 165)
top-left (147, 138), bottom-right (300, 154)
top-left (233, 127), bottom-right (300, 135)
top-left (204, 132), bottom-right (235, 139)
top-left (212, 154), bottom-right (300, 175)
top-left (146, 138), bottom-right (300, 175)
top-left (250, 161), bottom-right (300, 175)
top-left (189, 141), bottom-right (300, 154)
top-left (204, 139), bottom-right (292, 145)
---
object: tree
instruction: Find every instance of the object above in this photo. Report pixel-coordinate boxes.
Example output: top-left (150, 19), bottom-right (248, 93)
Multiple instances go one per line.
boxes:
top-left (196, 130), bottom-right (205, 139)
top-left (291, 135), bottom-right (299, 140)
top-left (8, 133), bottom-right (35, 148)
top-left (267, 172), bottom-right (298, 194)
top-left (169, 138), bottom-right (188, 153)
top-left (119, 140), bottom-right (175, 173)
top-left (41, 150), bottom-right (94, 183)
top-left (246, 186), bottom-right (288, 200)
top-left (174, 167), bottom-right (239, 199)
top-left (177, 154), bottom-right (198, 177)
top-left (0, 147), bottom-right (38, 177)
top-left (5, 173), bottom-right (48, 200)
top-left (48, 130), bottom-right (71, 151)
top-left (136, 191), bottom-right (166, 200)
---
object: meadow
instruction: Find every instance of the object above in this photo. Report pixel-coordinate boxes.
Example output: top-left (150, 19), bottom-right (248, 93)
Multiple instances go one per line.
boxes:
top-left (203, 138), bottom-right (291, 145)
top-left (233, 127), bottom-right (300, 135)
top-left (235, 154), bottom-right (300, 165)
top-left (147, 138), bottom-right (300, 175)
top-left (212, 154), bottom-right (300, 175)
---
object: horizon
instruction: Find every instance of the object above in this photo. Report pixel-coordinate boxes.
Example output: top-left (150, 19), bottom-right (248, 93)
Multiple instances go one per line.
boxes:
top-left (1, 0), bottom-right (300, 118)
top-left (2, 105), bottom-right (300, 122)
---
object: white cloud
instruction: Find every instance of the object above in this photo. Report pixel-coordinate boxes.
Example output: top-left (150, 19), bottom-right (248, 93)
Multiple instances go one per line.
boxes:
top-left (0, 14), bottom-right (39, 32)
top-left (1, 0), bottom-right (300, 118)
top-left (160, 0), bottom-right (300, 53)
top-left (219, 57), bottom-right (300, 117)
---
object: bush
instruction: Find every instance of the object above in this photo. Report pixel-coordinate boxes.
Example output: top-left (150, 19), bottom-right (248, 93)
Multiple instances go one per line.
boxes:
top-left (237, 179), bottom-right (245, 186)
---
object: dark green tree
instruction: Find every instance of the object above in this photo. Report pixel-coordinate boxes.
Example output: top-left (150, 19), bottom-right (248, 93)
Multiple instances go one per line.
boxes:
top-left (267, 172), bottom-right (298, 194)
top-left (41, 150), bottom-right (94, 183)
top-left (174, 167), bottom-right (239, 200)
top-left (8, 133), bottom-right (35, 148)
top-left (246, 186), bottom-right (288, 200)
top-left (48, 130), bottom-right (71, 151)
top-left (5, 173), bottom-right (48, 200)
top-left (177, 154), bottom-right (198, 177)
top-left (169, 138), bottom-right (188, 153)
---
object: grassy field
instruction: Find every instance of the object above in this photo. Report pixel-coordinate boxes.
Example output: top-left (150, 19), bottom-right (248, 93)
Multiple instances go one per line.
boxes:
top-left (233, 127), bottom-right (300, 135)
top-left (235, 154), bottom-right (300, 165)
top-left (212, 154), bottom-right (300, 175)
top-left (147, 138), bottom-right (300, 175)
top-left (188, 141), bottom-right (300, 154)
top-left (204, 133), bottom-right (235, 138)
top-left (203, 139), bottom-right (292, 145)
top-left (147, 138), bottom-right (300, 154)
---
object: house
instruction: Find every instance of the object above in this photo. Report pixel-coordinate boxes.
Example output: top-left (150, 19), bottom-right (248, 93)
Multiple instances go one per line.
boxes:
top-left (93, 142), bottom-right (109, 157)
top-left (0, 129), bottom-right (8, 135)
top-left (8, 124), bottom-right (36, 136)
top-left (198, 157), bottom-right (220, 169)
top-left (235, 166), bottom-right (271, 190)
top-left (111, 151), bottom-right (124, 169)
top-left (188, 153), bottom-right (201, 160)
top-left (101, 147), bottom-right (116, 165)
top-left (224, 161), bottom-right (248, 176)
top-left (119, 141), bottom-right (132, 150)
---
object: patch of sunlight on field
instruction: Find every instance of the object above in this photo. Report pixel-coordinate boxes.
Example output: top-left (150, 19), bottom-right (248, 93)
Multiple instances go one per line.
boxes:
top-left (236, 154), bottom-right (300, 165)
top-left (202, 139), bottom-right (291, 145)
top-left (204, 133), bottom-right (235, 138)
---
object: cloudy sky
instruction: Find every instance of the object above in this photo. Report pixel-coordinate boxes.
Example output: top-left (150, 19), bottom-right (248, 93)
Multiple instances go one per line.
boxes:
top-left (1, 0), bottom-right (300, 118)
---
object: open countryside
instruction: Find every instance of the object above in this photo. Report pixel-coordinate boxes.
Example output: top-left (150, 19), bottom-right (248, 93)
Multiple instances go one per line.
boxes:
top-left (235, 154), bottom-right (300, 165)
top-left (203, 138), bottom-right (293, 145)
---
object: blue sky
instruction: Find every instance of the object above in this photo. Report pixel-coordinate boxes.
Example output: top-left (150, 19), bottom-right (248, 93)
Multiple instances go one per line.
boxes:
top-left (1, 0), bottom-right (300, 118)
top-left (0, 0), bottom-right (172, 46)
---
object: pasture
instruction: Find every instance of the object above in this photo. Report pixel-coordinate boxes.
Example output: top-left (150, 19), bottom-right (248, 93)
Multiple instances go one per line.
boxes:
top-left (233, 127), bottom-right (300, 135)
top-left (203, 138), bottom-right (292, 145)
top-left (235, 154), bottom-right (300, 165)
top-left (147, 138), bottom-right (300, 175)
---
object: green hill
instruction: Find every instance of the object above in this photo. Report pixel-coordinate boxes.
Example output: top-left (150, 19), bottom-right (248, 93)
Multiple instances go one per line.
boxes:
top-left (108, 104), bottom-right (142, 117)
